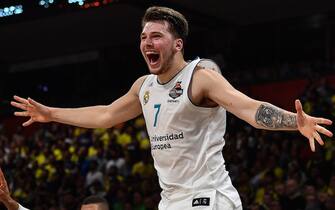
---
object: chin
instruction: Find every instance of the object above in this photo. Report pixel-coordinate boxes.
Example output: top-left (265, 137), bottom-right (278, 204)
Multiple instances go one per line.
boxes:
top-left (149, 68), bottom-right (162, 75)
top-left (147, 64), bottom-right (163, 75)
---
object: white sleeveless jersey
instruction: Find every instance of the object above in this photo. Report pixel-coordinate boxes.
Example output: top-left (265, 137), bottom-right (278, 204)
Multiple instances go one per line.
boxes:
top-left (139, 58), bottom-right (241, 208)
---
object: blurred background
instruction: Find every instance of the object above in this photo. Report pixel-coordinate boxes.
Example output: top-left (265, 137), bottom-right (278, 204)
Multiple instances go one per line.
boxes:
top-left (0, 0), bottom-right (335, 209)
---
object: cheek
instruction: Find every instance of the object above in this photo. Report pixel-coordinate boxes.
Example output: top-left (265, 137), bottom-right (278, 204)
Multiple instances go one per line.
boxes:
top-left (152, 39), bottom-right (167, 48)
top-left (140, 43), bottom-right (146, 55)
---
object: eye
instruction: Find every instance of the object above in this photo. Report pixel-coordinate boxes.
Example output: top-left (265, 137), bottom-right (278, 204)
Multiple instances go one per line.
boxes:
top-left (140, 35), bottom-right (146, 41)
top-left (152, 34), bottom-right (162, 39)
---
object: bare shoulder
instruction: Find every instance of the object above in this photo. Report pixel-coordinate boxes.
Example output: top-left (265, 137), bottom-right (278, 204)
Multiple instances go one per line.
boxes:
top-left (192, 63), bottom-right (234, 97)
top-left (133, 75), bottom-right (149, 87)
top-left (193, 65), bottom-right (221, 86)
top-left (190, 66), bottom-right (221, 106)
top-left (130, 75), bottom-right (149, 95)
top-left (195, 59), bottom-right (222, 73)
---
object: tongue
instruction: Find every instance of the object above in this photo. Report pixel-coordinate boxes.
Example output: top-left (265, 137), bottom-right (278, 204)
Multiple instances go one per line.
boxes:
top-left (149, 54), bottom-right (159, 64)
top-left (150, 57), bottom-right (155, 64)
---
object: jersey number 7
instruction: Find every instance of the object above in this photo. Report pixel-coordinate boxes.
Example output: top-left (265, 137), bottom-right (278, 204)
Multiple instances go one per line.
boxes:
top-left (153, 104), bottom-right (161, 127)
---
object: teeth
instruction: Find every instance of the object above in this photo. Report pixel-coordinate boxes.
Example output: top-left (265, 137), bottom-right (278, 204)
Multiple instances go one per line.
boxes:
top-left (146, 51), bottom-right (158, 55)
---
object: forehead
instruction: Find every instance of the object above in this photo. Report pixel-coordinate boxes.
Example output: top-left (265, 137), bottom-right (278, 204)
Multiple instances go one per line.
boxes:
top-left (141, 21), bottom-right (170, 35)
top-left (81, 204), bottom-right (99, 210)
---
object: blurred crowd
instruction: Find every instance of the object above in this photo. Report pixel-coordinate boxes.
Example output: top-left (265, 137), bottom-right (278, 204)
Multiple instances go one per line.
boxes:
top-left (224, 77), bottom-right (335, 210)
top-left (223, 60), bottom-right (335, 85)
top-left (0, 118), bottom-right (160, 210)
top-left (0, 75), bottom-right (334, 210)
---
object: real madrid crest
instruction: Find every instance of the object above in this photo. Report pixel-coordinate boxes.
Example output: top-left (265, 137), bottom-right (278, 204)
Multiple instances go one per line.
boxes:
top-left (144, 91), bottom-right (150, 105)
top-left (169, 81), bottom-right (183, 99)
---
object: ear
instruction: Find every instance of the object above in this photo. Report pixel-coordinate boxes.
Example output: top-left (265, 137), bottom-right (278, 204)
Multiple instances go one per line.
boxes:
top-left (175, 39), bottom-right (183, 52)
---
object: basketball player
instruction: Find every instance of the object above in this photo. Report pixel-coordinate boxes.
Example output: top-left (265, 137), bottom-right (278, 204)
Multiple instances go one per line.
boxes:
top-left (0, 168), bottom-right (26, 210)
top-left (11, 6), bottom-right (333, 210)
top-left (0, 168), bottom-right (109, 210)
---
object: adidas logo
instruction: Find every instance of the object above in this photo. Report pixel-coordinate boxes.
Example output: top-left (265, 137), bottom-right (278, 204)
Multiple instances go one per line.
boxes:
top-left (192, 197), bottom-right (210, 207)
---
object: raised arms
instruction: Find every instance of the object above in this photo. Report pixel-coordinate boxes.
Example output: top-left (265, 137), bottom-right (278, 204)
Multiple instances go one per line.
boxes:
top-left (192, 68), bottom-right (333, 151)
top-left (11, 76), bottom-right (147, 129)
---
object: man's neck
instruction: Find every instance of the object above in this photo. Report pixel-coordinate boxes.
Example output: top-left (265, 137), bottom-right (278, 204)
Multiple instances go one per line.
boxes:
top-left (157, 56), bottom-right (187, 84)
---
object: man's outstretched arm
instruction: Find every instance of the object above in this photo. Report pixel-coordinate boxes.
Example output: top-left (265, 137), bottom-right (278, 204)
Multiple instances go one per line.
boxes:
top-left (11, 76), bottom-right (146, 129)
top-left (193, 69), bottom-right (333, 152)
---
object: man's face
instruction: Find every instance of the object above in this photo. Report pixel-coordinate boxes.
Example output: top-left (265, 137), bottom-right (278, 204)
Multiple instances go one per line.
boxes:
top-left (140, 21), bottom-right (181, 75)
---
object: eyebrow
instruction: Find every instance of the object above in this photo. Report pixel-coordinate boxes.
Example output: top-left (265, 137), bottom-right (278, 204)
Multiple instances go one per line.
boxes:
top-left (141, 31), bottom-right (164, 37)
top-left (151, 31), bottom-right (163, 34)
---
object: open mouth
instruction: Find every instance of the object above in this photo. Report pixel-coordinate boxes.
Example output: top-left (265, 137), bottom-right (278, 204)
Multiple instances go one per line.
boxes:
top-left (146, 52), bottom-right (160, 65)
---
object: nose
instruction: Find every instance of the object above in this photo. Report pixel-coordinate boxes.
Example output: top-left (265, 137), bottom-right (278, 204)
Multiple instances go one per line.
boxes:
top-left (143, 37), bottom-right (153, 47)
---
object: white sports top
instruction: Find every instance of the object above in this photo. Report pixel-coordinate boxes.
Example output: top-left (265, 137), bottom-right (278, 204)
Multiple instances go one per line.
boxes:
top-left (18, 204), bottom-right (29, 210)
top-left (139, 58), bottom-right (241, 207)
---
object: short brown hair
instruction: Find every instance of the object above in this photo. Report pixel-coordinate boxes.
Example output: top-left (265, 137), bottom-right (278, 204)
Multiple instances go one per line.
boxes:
top-left (81, 195), bottom-right (109, 210)
top-left (142, 6), bottom-right (189, 43)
